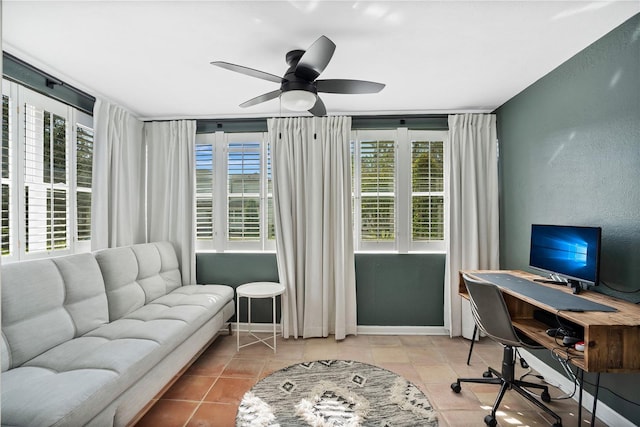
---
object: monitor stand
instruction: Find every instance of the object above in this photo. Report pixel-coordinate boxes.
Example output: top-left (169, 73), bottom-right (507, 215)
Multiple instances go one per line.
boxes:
top-left (568, 279), bottom-right (581, 294)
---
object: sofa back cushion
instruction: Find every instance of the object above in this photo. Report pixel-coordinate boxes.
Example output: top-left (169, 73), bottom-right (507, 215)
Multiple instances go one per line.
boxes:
top-left (1, 254), bottom-right (108, 370)
top-left (94, 241), bottom-right (182, 321)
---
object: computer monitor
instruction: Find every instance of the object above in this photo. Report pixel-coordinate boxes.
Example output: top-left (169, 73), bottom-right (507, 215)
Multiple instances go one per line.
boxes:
top-left (529, 224), bottom-right (602, 292)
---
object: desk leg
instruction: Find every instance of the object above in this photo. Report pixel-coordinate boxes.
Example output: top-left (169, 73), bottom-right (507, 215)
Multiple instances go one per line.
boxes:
top-left (578, 368), bottom-right (584, 426)
top-left (591, 373), bottom-right (600, 426)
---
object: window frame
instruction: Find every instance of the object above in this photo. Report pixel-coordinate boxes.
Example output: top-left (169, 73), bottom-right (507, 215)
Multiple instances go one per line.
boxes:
top-left (195, 131), bottom-right (275, 252)
top-left (352, 129), bottom-right (398, 252)
top-left (73, 113), bottom-right (93, 254)
top-left (352, 128), bottom-right (447, 254)
top-left (407, 130), bottom-right (446, 252)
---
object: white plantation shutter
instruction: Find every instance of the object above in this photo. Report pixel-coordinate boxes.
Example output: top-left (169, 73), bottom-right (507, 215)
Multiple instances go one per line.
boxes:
top-left (359, 138), bottom-right (396, 246)
top-left (76, 124), bottom-right (93, 243)
top-left (411, 133), bottom-right (445, 250)
top-left (227, 140), bottom-right (261, 243)
top-left (23, 104), bottom-right (69, 254)
top-left (2, 94), bottom-right (12, 256)
top-left (195, 143), bottom-right (214, 241)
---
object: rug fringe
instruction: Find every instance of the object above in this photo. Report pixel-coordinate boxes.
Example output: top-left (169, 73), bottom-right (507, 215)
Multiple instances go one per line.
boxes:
top-left (389, 377), bottom-right (438, 423)
top-left (237, 391), bottom-right (279, 427)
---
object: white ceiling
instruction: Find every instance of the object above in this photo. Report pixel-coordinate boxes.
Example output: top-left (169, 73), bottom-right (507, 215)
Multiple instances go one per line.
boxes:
top-left (3, 1), bottom-right (638, 120)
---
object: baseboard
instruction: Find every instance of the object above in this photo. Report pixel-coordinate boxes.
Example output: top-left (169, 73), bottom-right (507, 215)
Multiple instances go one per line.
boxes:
top-left (520, 349), bottom-right (635, 427)
top-left (357, 325), bottom-right (449, 335)
top-left (232, 323), bottom-right (448, 336)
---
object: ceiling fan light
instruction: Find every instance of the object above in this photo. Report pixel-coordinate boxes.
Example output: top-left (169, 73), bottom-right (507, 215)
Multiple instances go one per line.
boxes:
top-left (280, 90), bottom-right (317, 111)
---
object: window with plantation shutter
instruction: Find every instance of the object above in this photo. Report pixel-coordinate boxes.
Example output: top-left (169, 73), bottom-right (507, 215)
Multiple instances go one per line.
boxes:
top-left (228, 141), bottom-right (261, 242)
top-left (2, 81), bottom-right (93, 261)
top-left (2, 94), bottom-right (12, 256)
top-left (352, 128), bottom-right (446, 253)
top-left (410, 132), bottom-right (445, 250)
top-left (360, 138), bottom-right (396, 245)
top-left (76, 124), bottom-right (93, 244)
top-left (23, 104), bottom-right (69, 253)
top-left (195, 132), bottom-right (274, 252)
top-left (196, 143), bottom-right (214, 241)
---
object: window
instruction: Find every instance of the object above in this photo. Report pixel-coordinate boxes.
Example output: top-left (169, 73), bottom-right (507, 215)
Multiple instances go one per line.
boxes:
top-left (353, 130), bottom-right (397, 251)
top-left (2, 93), bottom-right (12, 256)
top-left (352, 129), bottom-right (446, 252)
top-left (227, 140), bottom-right (261, 242)
top-left (76, 123), bottom-right (94, 247)
top-left (195, 132), bottom-right (274, 251)
top-left (23, 103), bottom-right (69, 253)
top-left (1, 81), bottom-right (93, 261)
top-left (411, 134), bottom-right (444, 244)
top-left (195, 144), bottom-right (214, 241)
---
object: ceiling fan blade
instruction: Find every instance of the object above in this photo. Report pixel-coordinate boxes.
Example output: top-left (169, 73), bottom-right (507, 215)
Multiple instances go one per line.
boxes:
top-left (211, 61), bottom-right (283, 84)
top-left (239, 89), bottom-right (282, 108)
top-left (295, 35), bottom-right (336, 81)
top-left (308, 96), bottom-right (327, 117)
top-left (316, 79), bottom-right (386, 94)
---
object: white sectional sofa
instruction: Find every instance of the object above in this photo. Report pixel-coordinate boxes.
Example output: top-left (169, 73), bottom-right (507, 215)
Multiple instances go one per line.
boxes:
top-left (1, 242), bottom-right (235, 427)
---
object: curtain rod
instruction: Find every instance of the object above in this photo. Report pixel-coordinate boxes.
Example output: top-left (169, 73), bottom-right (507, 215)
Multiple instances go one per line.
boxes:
top-left (196, 115), bottom-right (449, 134)
top-left (2, 51), bottom-right (96, 115)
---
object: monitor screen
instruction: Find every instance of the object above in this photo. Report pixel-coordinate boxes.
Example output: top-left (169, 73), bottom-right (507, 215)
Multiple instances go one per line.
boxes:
top-left (529, 224), bottom-right (601, 285)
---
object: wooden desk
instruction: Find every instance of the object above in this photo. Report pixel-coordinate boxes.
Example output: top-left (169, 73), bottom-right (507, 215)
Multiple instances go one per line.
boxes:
top-left (460, 270), bottom-right (640, 374)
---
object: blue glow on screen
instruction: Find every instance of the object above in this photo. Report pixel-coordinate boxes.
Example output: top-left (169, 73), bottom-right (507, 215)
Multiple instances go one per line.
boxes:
top-left (530, 225), bottom-right (601, 283)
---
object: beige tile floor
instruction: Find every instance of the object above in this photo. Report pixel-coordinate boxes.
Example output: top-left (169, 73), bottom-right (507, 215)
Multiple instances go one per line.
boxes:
top-left (135, 333), bottom-right (603, 427)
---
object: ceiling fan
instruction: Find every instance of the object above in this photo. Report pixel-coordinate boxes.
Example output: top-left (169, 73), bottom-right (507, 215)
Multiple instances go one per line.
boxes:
top-left (211, 35), bottom-right (385, 116)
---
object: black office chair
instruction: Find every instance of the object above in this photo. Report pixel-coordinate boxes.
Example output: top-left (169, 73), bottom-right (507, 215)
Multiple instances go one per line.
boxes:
top-left (451, 274), bottom-right (562, 427)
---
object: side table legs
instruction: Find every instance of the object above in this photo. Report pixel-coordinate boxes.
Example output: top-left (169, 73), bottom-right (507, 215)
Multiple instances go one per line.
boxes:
top-left (236, 293), bottom-right (279, 353)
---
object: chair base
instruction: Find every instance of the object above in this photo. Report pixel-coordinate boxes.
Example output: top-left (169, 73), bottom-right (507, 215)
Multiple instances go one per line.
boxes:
top-left (451, 345), bottom-right (562, 427)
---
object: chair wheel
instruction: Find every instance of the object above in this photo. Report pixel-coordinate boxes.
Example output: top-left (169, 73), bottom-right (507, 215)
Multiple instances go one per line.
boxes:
top-left (541, 390), bottom-right (551, 402)
top-left (483, 370), bottom-right (493, 378)
top-left (484, 415), bottom-right (497, 426)
top-left (451, 382), bottom-right (461, 393)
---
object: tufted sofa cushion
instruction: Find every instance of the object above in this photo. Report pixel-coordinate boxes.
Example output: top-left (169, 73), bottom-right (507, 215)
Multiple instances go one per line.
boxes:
top-left (95, 241), bottom-right (183, 321)
top-left (1, 254), bottom-right (108, 371)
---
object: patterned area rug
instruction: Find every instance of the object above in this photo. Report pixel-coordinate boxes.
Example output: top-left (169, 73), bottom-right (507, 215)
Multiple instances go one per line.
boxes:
top-left (236, 360), bottom-right (438, 426)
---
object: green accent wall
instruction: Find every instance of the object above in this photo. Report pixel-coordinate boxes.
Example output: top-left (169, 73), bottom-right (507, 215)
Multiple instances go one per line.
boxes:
top-left (355, 254), bottom-right (444, 326)
top-left (495, 14), bottom-right (640, 425)
top-left (196, 252), bottom-right (445, 326)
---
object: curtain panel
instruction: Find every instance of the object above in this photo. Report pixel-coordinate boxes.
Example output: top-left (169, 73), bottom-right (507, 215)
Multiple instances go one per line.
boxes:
top-left (91, 99), bottom-right (146, 250)
top-left (92, 100), bottom-right (196, 284)
top-left (268, 116), bottom-right (357, 340)
top-left (444, 114), bottom-right (500, 337)
top-left (145, 120), bottom-right (197, 285)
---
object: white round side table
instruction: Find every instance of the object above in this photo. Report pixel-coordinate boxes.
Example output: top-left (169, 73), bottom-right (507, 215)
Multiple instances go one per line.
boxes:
top-left (236, 282), bottom-right (285, 353)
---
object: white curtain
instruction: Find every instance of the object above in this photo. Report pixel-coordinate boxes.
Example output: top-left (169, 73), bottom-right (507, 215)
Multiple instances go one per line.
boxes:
top-left (444, 114), bottom-right (500, 337)
top-left (91, 99), bottom-right (146, 250)
top-left (145, 120), bottom-right (197, 285)
top-left (269, 116), bottom-right (357, 340)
